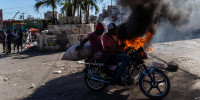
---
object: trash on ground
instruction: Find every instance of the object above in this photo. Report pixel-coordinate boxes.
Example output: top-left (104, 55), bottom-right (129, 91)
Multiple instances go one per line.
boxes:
top-left (162, 43), bottom-right (172, 45)
top-left (4, 78), bottom-right (8, 81)
top-left (166, 61), bottom-right (179, 72)
top-left (53, 70), bottom-right (62, 74)
top-left (77, 61), bottom-right (85, 64)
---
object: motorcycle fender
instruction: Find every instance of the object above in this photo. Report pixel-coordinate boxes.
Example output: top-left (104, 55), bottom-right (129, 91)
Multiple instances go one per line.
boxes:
top-left (139, 67), bottom-right (164, 78)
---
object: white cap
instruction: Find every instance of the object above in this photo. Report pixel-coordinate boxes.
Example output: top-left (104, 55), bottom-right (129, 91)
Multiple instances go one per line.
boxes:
top-left (107, 23), bottom-right (118, 29)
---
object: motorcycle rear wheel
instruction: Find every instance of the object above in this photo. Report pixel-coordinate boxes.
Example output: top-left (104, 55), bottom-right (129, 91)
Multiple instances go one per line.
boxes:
top-left (85, 67), bottom-right (107, 91)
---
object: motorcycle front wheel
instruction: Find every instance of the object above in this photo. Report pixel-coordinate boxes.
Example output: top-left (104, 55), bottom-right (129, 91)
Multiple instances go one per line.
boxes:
top-left (139, 69), bottom-right (170, 99)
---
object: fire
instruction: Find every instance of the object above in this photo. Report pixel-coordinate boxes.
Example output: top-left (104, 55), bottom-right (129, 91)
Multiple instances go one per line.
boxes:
top-left (148, 48), bottom-right (154, 53)
top-left (119, 32), bottom-right (154, 52)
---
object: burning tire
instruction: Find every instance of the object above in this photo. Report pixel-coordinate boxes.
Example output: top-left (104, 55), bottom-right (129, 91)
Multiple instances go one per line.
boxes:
top-left (139, 69), bottom-right (170, 99)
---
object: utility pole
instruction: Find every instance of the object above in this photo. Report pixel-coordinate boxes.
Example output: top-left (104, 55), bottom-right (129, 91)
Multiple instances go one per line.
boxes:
top-left (21, 12), bottom-right (26, 30)
top-left (21, 12), bottom-right (26, 21)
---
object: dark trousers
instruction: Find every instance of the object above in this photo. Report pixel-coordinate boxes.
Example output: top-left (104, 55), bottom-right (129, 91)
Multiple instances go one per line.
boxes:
top-left (2, 41), bottom-right (6, 52)
top-left (13, 40), bottom-right (18, 52)
top-left (105, 54), bottom-right (131, 76)
top-left (7, 41), bottom-right (11, 53)
top-left (17, 40), bottom-right (23, 52)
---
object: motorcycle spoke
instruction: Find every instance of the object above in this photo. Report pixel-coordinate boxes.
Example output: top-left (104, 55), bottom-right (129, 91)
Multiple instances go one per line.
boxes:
top-left (156, 87), bottom-right (162, 94)
top-left (143, 80), bottom-right (151, 84)
top-left (147, 86), bottom-right (153, 93)
top-left (158, 80), bottom-right (165, 84)
top-left (152, 72), bottom-right (155, 81)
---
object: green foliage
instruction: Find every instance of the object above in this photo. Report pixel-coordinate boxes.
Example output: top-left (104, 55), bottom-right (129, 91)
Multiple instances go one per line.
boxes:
top-left (90, 15), bottom-right (97, 22)
top-left (34, 0), bottom-right (62, 24)
top-left (24, 20), bottom-right (42, 29)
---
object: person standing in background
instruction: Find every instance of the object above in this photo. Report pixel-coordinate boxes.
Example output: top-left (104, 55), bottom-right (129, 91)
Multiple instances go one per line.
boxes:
top-left (28, 30), bottom-right (32, 43)
top-left (23, 29), bottom-right (29, 46)
top-left (1, 30), bottom-right (7, 53)
top-left (17, 29), bottom-right (23, 53)
top-left (6, 30), bottom-right (12, 55)
top-left (12, 29), bottom-right (18, 53)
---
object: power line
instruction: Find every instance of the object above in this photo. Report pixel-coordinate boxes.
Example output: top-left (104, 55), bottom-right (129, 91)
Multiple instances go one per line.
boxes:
top-left (2, 5), bottom-right (34, 11)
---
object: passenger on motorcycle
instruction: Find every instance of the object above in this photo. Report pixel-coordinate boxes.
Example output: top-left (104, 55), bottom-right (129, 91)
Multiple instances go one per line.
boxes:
top-left (103, 23), bottom-right (131, 83)
top-left (76, 23), bottom-right (105, 53)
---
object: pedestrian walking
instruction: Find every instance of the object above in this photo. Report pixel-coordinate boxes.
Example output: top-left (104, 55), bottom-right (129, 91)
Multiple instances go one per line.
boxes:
top-left (17, 29), bottom-right (23, 53)
top-left (6, 30), bottom-right (12, 55)
top-left (12, 29), bottom-right (18, 53)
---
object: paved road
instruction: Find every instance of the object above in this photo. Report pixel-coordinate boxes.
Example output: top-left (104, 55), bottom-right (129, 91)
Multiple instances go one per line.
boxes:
top-left (0, 45), bottom-right (63, 100)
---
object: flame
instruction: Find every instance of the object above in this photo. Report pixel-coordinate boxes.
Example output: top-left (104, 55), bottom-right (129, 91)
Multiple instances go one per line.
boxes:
top-left (119, 32), bottom-right (154, 52)
top-left (148, 48), bottom-right (154, 53)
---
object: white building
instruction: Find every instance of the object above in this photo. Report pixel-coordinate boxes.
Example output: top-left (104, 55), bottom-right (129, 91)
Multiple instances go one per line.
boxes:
top-left (44, 11), bottom-right (63, 20)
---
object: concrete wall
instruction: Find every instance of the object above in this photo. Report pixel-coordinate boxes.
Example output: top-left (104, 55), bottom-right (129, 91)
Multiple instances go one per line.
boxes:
top-left (37, 24), bottom-right (94, 51)
top-left (48, 24), bottom-right (94, 35)
top-left (37, 34), bottom-right (88, 52)
top-left (37, 35), bottom-right (60, 52)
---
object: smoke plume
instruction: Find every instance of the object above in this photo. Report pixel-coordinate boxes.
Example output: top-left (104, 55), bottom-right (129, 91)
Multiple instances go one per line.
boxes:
top-left (116, 0), bottom-right (194, 41)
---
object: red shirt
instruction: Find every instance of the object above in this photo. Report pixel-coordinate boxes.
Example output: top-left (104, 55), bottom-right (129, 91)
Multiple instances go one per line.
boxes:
top-left (86, 32), bottom-right (103, 52)
top-left (103, 33), bottom-right (118, 53)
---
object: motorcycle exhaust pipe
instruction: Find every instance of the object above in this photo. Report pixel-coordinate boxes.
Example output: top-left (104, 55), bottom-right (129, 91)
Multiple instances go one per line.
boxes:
top-left (90, 76), bottom-right (110, 83)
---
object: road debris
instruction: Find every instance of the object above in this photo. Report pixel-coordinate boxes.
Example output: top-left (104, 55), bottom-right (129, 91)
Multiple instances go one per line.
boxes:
top-left (77, 61), bottom-right (85, 64)
top-left (167, 61), bottom-right (179, 72)
top-left (4, 78), bottom-right (8, 81)
top-left (29, 83), bottom-right (35, 89)
top-left (60, 67), bottom-right (65, 70)
top-left (162, 43), bottom-right (172, 45)
top-left (53, 70), bottom-right (62, 74)
top-left (194, 97), bottom-right (200, 100)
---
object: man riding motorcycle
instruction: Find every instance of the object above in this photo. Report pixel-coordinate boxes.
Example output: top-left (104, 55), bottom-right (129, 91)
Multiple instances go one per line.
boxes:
top-left (103, 23), bottom-right (131, 84)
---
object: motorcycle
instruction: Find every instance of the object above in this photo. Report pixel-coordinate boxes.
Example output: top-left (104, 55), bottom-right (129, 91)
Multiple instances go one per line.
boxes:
top-left (84, 47), bottom-right (170, 99)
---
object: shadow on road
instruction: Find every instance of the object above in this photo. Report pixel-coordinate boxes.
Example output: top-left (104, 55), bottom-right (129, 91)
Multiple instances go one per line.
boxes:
top-left (0, 47), bottom-right (63, 60)
top-left (21, 70), bottom-right (200, 100)
top-left (22, 72), bottom-right (130, 100)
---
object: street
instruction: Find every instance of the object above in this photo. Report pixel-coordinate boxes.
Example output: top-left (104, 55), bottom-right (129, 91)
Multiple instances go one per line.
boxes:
top-left (0, 39), bottom-right (200, 100)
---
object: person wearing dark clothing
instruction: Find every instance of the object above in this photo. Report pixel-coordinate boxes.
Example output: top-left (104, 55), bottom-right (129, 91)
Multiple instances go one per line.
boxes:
top-left (12, 29), bottom-right (18, 53)
top-left (1, 30), bottom-right (6, 53)
top-left (6, 30), bottom-right (12, 54)
top-left (17, 29), bottom-right (23, 53)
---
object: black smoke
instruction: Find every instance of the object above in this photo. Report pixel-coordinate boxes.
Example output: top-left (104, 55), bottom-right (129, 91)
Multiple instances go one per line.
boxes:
top-left (116, 0), bottom-right (192, 40)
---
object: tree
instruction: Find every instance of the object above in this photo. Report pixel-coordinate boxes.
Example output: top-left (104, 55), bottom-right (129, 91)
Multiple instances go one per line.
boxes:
top-left (73, 0), bottom-right (85, 24)
top-left (35, 0), bottom-right (62, 24)
top-left (90, 15), bottom-right (97, 23)
top-left (83, 0), bottom-right (101, 24)
top-left (60, 0), bottom-right (72, 23)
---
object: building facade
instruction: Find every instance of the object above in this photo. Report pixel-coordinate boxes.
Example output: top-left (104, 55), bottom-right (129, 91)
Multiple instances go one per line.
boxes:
top-left (44, 11), bottom-right (63, 20)
top-left (0, 9), bottom-right (3, 30)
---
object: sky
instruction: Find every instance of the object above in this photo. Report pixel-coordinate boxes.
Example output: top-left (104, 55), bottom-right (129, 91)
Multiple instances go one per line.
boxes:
top-left (0, 0), bottom-right (116, 20)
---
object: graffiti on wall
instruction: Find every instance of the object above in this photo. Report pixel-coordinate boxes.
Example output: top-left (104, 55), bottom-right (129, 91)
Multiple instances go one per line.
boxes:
top-left (47, 37), bottom-right (57, 46)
